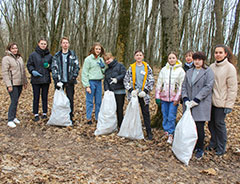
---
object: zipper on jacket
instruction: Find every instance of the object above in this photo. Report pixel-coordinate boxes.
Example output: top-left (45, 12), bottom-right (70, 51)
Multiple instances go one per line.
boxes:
top-left (169, 67), bottom-right (172, 101)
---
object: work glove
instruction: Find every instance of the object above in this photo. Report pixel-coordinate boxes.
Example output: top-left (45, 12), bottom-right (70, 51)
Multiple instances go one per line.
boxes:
top-left (98, 59), bottom-right (105, 68)
top-left (138, 91), bottom-right (146, 98)
top-left (224, 108), bottom-right (232, 114)
top-left (131, 89), bottom-right (138, 97)
top-left (189, 100), bottom-right (198, 108)
top-left (56, 82), bottom-right (63, 90)
top-left (155, 99), bottom-right (161, 106)
top-left (32, 70), bottom-right (43, 77)
top-left (110, 78), bottom-right (117, 84)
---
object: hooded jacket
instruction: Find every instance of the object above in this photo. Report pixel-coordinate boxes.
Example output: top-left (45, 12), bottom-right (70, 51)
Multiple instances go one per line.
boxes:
top-left (27, 46), bottom-right (52, 84)
top-left (2, 51), bottom-right (27, 87)
top-left (155, 60), bottom-right (185, 102)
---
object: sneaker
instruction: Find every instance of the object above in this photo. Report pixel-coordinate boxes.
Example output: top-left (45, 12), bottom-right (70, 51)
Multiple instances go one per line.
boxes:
top-left (164, 131), bottom-right (169, 137)
top-left (87, 120), bottom-right (92, 125)
top-left (167, 134), bottom-right (173, 144)
top-left (215, 150), bottom-right (225, 156)
top-left (8, 121), bottom-right (16, 128)
top-left (195, 149), bottom-right (204, 160)
top-left (13, 118), bottom-right (20, 124)
top-left (41, 115), bottom-right (47, 119)
top-left (34, 115), bottom-right (40, 122)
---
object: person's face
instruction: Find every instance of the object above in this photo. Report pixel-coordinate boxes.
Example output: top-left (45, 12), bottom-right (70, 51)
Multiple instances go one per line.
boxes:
top-left (134, 52), bottom-right (144, 62)
top-left (61, 39), bottom-right (70, 50)
top-left (94, 45), bottom-right (102, 56)
top-left (214, 47), bottom-right (227, 61)
top-left (168, 54), bottom-right (177, 66)
top-left (38, 40), bottom-right (47, 50)
top-left (194, 59), bottom-right (203, 69)
top-left (105, 57), bottom-right (113, 65)
top-left (10, 45), bottom-right (18, 55)
top-left (185, 53), bottom-right (193, 63)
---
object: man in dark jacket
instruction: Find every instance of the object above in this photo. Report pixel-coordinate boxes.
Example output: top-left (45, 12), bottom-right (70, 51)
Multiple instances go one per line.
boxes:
top-left (51, 37), bottom-right (80, 122)
top-left (27, 38), bottom-right (52, 122)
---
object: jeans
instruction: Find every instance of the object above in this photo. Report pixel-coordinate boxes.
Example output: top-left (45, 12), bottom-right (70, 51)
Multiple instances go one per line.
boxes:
top-left (208, 106), bottom-right (227, 153)
top-left (32, 83), bottom-right (50, 114)
top-left (161, 101), bottom-right (178, 134)
top-left (8, 86), bottom-right (22, 121)
top-left (114, 94), bottom-right (125, 128)
top-left (86, 80), bottom-right (102, 121)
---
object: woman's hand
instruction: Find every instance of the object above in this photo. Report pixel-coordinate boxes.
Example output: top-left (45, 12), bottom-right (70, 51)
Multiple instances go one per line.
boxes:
top-left (86, 87), bottom-right (91, 94)
top-left (8, 86), bottom-right (13, 92)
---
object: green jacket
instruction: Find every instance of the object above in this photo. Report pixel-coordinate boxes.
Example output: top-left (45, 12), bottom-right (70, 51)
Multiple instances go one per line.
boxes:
top-left (81, 54), bottom-right (106, 87)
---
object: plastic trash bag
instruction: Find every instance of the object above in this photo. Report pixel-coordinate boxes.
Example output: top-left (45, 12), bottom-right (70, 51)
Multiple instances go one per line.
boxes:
top-left (172, 105), bottom-right (198, 165)
top-left (117, 96), bottom-right (144, 140)
top-left (94, 91), bottom-right (118, 135)
top-left (47, 88), bottom-right (72, 126)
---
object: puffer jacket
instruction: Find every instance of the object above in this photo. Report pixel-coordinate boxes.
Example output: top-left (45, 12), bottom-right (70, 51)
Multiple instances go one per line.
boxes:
top-left (104, 59), bottom-right (126, 91)
top-left (27, 46), bottom-right (52, 84)
top-left (2, 51), bottom-right (27, 87)
top-left (51, 50), bottom-right (80, 84)
top-left (124, 61), bottom-right (154, 104)
top-left (155, 60), bottom-right (185, 102)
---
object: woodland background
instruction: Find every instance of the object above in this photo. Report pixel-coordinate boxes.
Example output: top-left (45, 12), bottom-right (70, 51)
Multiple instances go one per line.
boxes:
top-left (0, 0), bottom-right (240, 69)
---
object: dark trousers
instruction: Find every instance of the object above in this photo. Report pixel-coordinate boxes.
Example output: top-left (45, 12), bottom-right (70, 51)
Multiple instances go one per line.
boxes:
top-left (208, 106), bottom-right (227, 153)
top-left (63, 83), bottom-right (74, 119)
top-left (138, 97), bottom-right (152, 135)
top-left (195, 121), bottom-right (205, 150)
top-left (114, 94), bottom-right (125, 128)
top-left (32, 83), bottom-right (50, 115)
top-left (8, 86), bottom-right (22, 121)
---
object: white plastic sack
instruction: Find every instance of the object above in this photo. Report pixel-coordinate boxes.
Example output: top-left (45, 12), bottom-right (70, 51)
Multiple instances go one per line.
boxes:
top-left (117, 96), bottom-right (144, 140)
top-left (47, 88), bottom-right (72, 126)
top-left (94, 91), bottom-right (118, 135)
top-left (172, 106), bottom-right (198, 165)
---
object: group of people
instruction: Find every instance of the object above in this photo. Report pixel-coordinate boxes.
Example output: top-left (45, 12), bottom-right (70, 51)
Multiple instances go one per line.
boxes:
top-left (1, 39), bottom-right (238, 160)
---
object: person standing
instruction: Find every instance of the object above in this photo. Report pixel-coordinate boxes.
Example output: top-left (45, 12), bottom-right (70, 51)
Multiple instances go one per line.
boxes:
top-left (81, 42), bottom-right (105, 125)
top-left (155, 52), bottom-right (185, 144)
top-left (2, 43), bottom-right (28, 128)
top-left (103, 52), bottom-right (126, 128)
top-left (182, 52), bottom-right (214, 159)
top-left (207, 44), bottom-right (238, 156)
top-left (124, 50), bottom-right (154, 140)
top-left (27, 38), bottom-right (52, 121)
top-left (183, 50), bottom-right (194, 72)
top-left (51, 37), bottom-right (80, 123)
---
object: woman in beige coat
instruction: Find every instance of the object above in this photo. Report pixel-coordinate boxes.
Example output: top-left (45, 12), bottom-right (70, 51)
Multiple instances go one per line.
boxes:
top-left (2, 43), bottom-right (28, 128)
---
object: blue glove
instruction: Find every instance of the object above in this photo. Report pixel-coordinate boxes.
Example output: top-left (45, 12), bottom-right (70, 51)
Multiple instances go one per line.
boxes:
top-left (32, 70), bottom-right (43, 77)
top-left (98, 59), bottom-right (105, 68)
top-left (224, 108), bottom-right (232, 114)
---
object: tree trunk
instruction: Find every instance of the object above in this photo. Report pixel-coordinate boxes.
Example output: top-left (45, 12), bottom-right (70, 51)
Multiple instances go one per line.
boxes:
top-left (213, 0), bottom-right (224, 45)
top-left (116, 0), bottom-right (131, 65)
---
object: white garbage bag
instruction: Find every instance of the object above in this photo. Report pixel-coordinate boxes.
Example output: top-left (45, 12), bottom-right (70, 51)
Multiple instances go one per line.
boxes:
top-left (94, 91), bottom-right (118, 135)
top-left (172, 105), bottom-right (198, 165)
top-left (117, 96), bottom-right (144, 140)
top-left (47, 88), bottom-right (72, 126)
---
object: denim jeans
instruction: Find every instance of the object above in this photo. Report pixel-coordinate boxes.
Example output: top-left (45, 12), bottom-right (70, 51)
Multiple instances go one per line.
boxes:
top-left (161, 101), bottom-right (178, 134)
top-left (86, 80), bottom-right (102, 121)
top-left (8, 86), bottom-right (22, 121)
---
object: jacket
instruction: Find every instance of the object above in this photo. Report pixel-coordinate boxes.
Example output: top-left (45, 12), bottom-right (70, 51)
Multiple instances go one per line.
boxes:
top-left (81, 54), bottom-right (105, 87)
top-left (181, 67), bottom-right (214, 121)
top-left (51, 50), bottom-right (80, 84)
top-left (104, 59), bottom-right (126, 91)
top-left (210, 58), bottom-right (238, 108)
top-left (2, 51), bottom-right (27, 87)
top-left (27, 46), bottom-right (52, 84)
top-left (124, 61), bottom-right (154, 104)
top-left (183, 62), bottom-right (194, 72)
top-left (155, 61), bottom-right (185, 102)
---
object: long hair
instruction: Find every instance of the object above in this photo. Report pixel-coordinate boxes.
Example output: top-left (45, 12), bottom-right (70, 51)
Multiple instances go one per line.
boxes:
top-left (214, 44), bottom-right (237, 65)
top-left (88, 42), bottom-right (105, 57)
top-left (6, 42), bottom-right (21, 57)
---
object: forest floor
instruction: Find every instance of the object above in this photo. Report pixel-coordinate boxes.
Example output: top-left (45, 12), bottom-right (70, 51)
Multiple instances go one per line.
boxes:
top-left (0, 69), bottom-right (240, 184)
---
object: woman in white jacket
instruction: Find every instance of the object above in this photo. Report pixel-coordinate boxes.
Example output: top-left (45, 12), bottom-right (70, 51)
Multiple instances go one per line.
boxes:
top-left (155, 52), bottom-right (185, 144)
